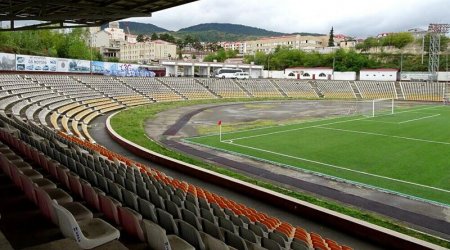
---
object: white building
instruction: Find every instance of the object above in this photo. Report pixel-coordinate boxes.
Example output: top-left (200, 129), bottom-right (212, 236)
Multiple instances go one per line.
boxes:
top-left (407, 28), bottom-right (427, 39)
top-left (219, 42), bottom-right (246, 54)
top-left (88, 29), bottom-right (110, 48)
top-left (161, 61), bottom-right (263, 78)
top-left (104, 22), bottom-right (126, 41)
top-left (120, 40), bottom-right (176, 63)
top-left (285, 67), bottom-right (333, 80)
top-left (359, 68), bottom-right (399, 81)
top-left (339, 40), bottom-right (357, 49)
top-left (88, 22), bottom-right (139, 59)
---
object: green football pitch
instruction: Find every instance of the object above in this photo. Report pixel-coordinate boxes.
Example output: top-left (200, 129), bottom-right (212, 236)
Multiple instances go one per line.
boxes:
top-left (186, 105), bottom-right (450, 205)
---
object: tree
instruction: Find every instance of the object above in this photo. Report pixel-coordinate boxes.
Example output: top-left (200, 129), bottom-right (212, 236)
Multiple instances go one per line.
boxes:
top-left (328, 26), bottom-right (335, 47)
top-left (136, 34), bottom-right (145, 43)
top-left (107, 57), bottom-right (120, 62)
top-left (159, 33), bottom-right (177, 43)
top-left (192, 40), bottom-right (203, 51)
top-left (381, 32), bottom-right (414, 49)
top-left (184, 35), bottom-right (195, 50)
top-left (355, 37), bottom-right (379, 51)
top-left (203, 49), bottom-right (237, 62)
top-left (151, 33), bottom-right (159, 41)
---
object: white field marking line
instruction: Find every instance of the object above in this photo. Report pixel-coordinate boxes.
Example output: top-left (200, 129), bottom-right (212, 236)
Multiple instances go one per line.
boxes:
top-left (222, 140), bottom-right (450, 194)
top-left (226, 105), bottom-right (443, 142)
top-left (229, 116), bottom-right (369, 142)
top-left (186, 113), bottom-right (353, 140)
top-left (316, 126), bottom-right (450, 146)
top-left (398, 114), bottom-right (441, 124)
top-left (361, 112), bottom-right (441, 124)
top-left (360, 120), bottom-right (399, 124)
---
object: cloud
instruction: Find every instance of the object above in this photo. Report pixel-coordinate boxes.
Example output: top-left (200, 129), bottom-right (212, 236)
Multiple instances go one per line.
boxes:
top-left (128, 0), bottom-right (450, 37)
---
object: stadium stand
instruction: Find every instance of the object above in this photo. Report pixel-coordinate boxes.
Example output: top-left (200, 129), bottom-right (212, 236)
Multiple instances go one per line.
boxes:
top-left (315, 81), bottom-right (355, 99)
top-left (120, 77), bottom-right (184, 102)
top-left (355, 81), bottom-right (397, 99)
top-left (400, 82), bottom-right (446, 102)
top-left (77, 76), bottom-right (152, 106)
top-left (198, 79), bottom-right (249, 98)
top-left (236, 79), bottom-right (283, 98)
top-left (0, 111), bottom-right (351, 250)
top-left (161, 78), bottom-right (217, 100)
top-left (273, 80), bottom-right (318, 98)
top-left (0, 74), bottom-right (447, 249)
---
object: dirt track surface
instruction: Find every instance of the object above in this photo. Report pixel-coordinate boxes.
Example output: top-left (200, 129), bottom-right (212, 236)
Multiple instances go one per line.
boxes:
top-left (145, 100), bottom-right (450, 240)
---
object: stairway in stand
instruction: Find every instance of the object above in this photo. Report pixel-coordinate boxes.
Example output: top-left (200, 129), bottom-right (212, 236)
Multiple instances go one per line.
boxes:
top-left (349, 81), bottom-right (362, 99)
top-left (233, 79), bottom-right (253, 97)
top-left (269, 80), bottom-right (288, 97)
top-left (309, 81), bottom-right (324, 98)
top-left (195, 79), bottom-right (221, 98)
top-left (394, 81), bottom-right (405, 100)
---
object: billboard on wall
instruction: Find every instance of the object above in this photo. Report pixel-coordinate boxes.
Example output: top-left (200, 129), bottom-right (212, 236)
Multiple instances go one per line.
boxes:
top-left (6, 52), bottom-right (152, 76)
top-left (91, 61), bottom-right (105, 74)
top-left (91, 61), bottom-right (155, 77)
top-left (15, 54), bottom-right (58, 72)
top-left (0, 53), bottom-right (16, 71)
top-left (57, 58), bottom-right (69, 72)
top-left (68, 59), bottom-right (90, 73)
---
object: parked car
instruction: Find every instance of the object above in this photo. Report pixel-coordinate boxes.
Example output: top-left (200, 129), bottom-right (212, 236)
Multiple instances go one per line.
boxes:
top-left (233, 72), bottom-right (250, 79)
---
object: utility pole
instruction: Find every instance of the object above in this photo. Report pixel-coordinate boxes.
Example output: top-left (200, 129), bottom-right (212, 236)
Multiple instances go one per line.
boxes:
top-left (333, 57), bottom-right (336, 72)
top-left (400, 53), bottom-right (403, 74)
top-left (421, 34), bottom-right (425, 64)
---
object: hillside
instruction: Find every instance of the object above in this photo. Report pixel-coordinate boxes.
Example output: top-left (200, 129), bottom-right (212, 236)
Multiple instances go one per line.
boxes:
top-left (101, 22), bottom-right (325, 42)
top-left (101, 21), bottom-right (168, 34)
top-left (179, 23), bottom-right (285, 37)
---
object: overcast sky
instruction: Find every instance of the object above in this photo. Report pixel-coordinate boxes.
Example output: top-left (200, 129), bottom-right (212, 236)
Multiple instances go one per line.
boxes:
top-left (128, 0), bottom-right (450, 37)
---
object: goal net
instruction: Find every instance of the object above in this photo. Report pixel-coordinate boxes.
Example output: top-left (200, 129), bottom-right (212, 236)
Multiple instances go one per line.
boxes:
top-left (358, 98), bottom-right (395, 117)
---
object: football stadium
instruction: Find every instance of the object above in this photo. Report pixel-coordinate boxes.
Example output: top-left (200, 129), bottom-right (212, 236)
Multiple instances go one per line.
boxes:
top-left (0, 1), bottom-right (449, 250)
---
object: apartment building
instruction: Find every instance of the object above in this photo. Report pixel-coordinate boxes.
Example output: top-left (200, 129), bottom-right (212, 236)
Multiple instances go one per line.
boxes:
top-left (244, 35), bottom-right (330, 54)
top-left (219, 41), bottom-right (246, 54)
top-left (120, 40), bottom-right (176, 63)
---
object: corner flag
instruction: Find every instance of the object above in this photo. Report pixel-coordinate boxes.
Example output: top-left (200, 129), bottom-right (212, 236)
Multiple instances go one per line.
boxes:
top-left (218, 120), bottom-right (222, 141)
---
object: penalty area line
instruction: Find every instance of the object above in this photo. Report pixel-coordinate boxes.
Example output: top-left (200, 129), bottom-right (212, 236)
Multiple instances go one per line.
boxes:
top-left (398, 114), bottom-right (441, 124)
top-left (222, 141), bottom-right (450, 194)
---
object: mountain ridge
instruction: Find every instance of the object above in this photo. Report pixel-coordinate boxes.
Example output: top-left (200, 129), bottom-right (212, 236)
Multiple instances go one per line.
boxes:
top-left (105, 22), bottom-right (325, 42)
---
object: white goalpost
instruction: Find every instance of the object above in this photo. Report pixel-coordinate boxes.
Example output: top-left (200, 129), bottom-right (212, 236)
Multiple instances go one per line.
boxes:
top-left (358, 98), bottom-right (395, 117)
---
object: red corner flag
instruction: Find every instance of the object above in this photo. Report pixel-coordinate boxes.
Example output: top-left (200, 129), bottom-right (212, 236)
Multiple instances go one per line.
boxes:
top-left (218, 120), bottom-right (222, 141)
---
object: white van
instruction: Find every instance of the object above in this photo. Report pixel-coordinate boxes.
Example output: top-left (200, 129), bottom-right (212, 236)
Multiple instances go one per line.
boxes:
top-left (233, 72), bottom-right (250, 79)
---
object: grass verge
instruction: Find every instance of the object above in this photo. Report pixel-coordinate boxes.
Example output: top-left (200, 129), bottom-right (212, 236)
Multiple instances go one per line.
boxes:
top-left (110, 98), bottom-right (450, 248)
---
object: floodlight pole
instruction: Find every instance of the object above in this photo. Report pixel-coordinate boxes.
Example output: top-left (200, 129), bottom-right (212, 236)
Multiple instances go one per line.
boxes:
top-left (427, 24), bottom-right (450, 82)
